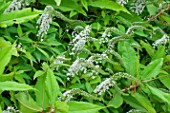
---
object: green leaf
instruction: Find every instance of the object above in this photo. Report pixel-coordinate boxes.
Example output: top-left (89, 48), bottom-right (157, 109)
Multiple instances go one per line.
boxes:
top-left (67, 101), bottom-right (104, 113)
top-left (33, 70), bottom-right (45, 80)
top-left (123, 95), bottom-right (147, 112)
top-left (17, 24), bottom-right (23, 37)
top-left (141, 58), bottom-right (163, 80)
top-left (152, 45), bottom-right (165, 60)
top-left (140, 40), bottom-right (154, 57)
top-left (56, 101), bottom-right (69, 113)
top-left (81, 0), bottom-right (88, 11)
top-left (55, 0), bottom-right (61, 6)
top-left (146, 4), bottom-right (157, 16)
top-left (0, 8), bottom-right (42, 28)
top-left (122, 42), bottom-right (138, 76)
top-left (108, 93), bottom-right (123, 108)
top-left (161, 15), bottom-right (170, 24)
top-left (159, 73), bottom-right (170, 90)
top-left (147, 85), bottom-right (170, 108)
top-left (16, 92), bottom-right (43, 112)
top-left (45, 69), bottom-right (60, 107)
top-left (0, 105), bottom-right (2, 113)
top-left (0, 46), bottom-right (12, 75)
top-left (88, 0), bottom-right (130, 14)
top-left (0, 81), bottom-right (36, 91)
top-left (132, 93), bottom-right (156, 113)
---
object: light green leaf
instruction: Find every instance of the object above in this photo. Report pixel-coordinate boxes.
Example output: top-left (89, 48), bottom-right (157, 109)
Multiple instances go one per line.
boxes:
top-left (146, 4), bottom-right (157, 16)
top-left (17, 24), bottom-right (23, 37)
top-left (56, 101), bottom-right (69, 113)
top-left (0, 46), bottom-right (12, 75)
top-left (108, 93), bottom-right (123, 108)
top-left (67, 101), bottom-right (104, 113)
top-left (141, 58), bottom-right (163, 80)
top-left (0, 81), bottom-right (36, 91)
top-left (152, 45), bottom-right (165, 60)
top-left (133, 93), bottom-right (156, 113)
top-left (16, 92), bottom-right (43, 112)
top-left (122, 42), bottom-right (138, 76)
top-left (45, 69), bottom-right (60, 107)
top-left (81, 0), bottom-right (88, 11)
top-left (55, 0), bottom-right (61, 6)
top-left (88, 0), bottom-right (130, 14)
top-left (0, 106), bottom-right (2, 113)
top-left (33, 70), bottom-right (45, 80)
top-left (0, 8), bottom-right (42, 28)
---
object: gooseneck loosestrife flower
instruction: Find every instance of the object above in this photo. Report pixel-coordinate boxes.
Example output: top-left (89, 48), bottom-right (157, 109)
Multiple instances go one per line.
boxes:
top-left (93, 72), bottom-right (137, 95)
top-left (3, 0), bottom-right (30, 13)
top-left (36, 6), bottom-right (54, 41)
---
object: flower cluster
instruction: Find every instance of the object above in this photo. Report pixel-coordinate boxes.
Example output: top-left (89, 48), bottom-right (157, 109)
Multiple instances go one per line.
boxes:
top-left (4, 0), bottom-right (30, 13)
top-left (66, 57), bottom-right (99, 79)
top-left (94, 78), bottom-right (116, 95)
top-left (117, 0), bottom-right (128, 6)
top-left (58, 88), bottom-right (100, 102)
top-left (3, 106), bottom-right (21, 113)
top-left (152, 34), bottom-right (169, 48)
top-left (36, 6), bottom-right (54, 40)
top-left (53, 55), bottom-right (66, 71)
top-left (126, 109), bottom-right (143, 113)
top-left (130, 0), bottom-right (146, 15)
top-left (69, 25), bottom-right (91, 54)
top-left (93, 72), bottom-right (137, 95)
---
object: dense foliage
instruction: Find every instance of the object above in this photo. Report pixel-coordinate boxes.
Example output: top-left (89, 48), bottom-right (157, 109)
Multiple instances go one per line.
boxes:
top-left (0, 0), bottom-right (170, 112)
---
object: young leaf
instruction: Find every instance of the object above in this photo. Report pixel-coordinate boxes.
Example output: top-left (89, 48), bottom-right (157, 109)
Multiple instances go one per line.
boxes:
top-left (54, 0), bottom-right (61, 6)
top-left (152, 46), bottom-right (165, 60)
top-left (0, 46), bottom-right (12, 75)
top-left (0, 81), bottom-right (36, 91)
top-left (45, 69), bottom-right (60, 107)
top-left (159, 74), bottom-right (170, 90)
top-left (67, 101), bottom-right (104, 113)
top-left (0, 8), bottom-right (42, 28)
top-left (132, 93), bottom-right (156, 113)
top-left (141, 58), bottom-right (163, 80)
top-left (16, 92), bottom-right (43, 112)
top-left (108, 93), bottom-right (123, 108)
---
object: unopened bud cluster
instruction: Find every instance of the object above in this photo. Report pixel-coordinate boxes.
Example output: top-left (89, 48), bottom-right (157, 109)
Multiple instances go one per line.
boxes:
top-left (130, 0), bottom-right (146, 15)
top-left (152, 34), bottom-right (169, 48)
top-left (2, 106), bottom-right (21, 113)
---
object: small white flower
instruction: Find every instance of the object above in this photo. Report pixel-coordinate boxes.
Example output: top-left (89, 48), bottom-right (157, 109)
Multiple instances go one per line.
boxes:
top-left (3, 0), bottom-right (30, 13)
top-left (117, 0), bottom-right (128, 6)
top-left (153, 34), bottom-right (169, 48)
top-left (130, 0), bottom-right (145, 15)
top-left (94, 78), bottom-right (116, 95)
top-left (37, 6), bottom-right (54, 39)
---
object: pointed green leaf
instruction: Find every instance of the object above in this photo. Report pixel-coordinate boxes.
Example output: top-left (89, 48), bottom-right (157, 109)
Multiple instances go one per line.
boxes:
top-left (88, 0), bottom-right (130, 14)
top-left (122, 42), bottom-right (138, 76)
top-left (81, 0), bottom-right (88, 11)
top-left (147, 85), bottom-right (170, 105)
top-left (0, 8), bottom-right (42, 28)
top-left (33, 70), bottom-right (45, 80)
top-left (0, 46), bottom-right (12, 75)
top-left (45, 69), bottom-right (60, 107)
top-left (140, 40), bottom-right (154, 57)
top-left (152, 46), bottom-right (165, 60)
top-left (0, 81), bottom-right (36, 91)
top-left (141, 58), bottom-right (163, 80)
top-left (108, 93), bottom-right (123, 108)
top-left (159, 73), bottom-right (170, 90)
top-left (133, 93), bottom-right (156, 113)
top-left (67, 101), bottom-right (104, 113)
top-left (16, 92), bottom-right (43, 112)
